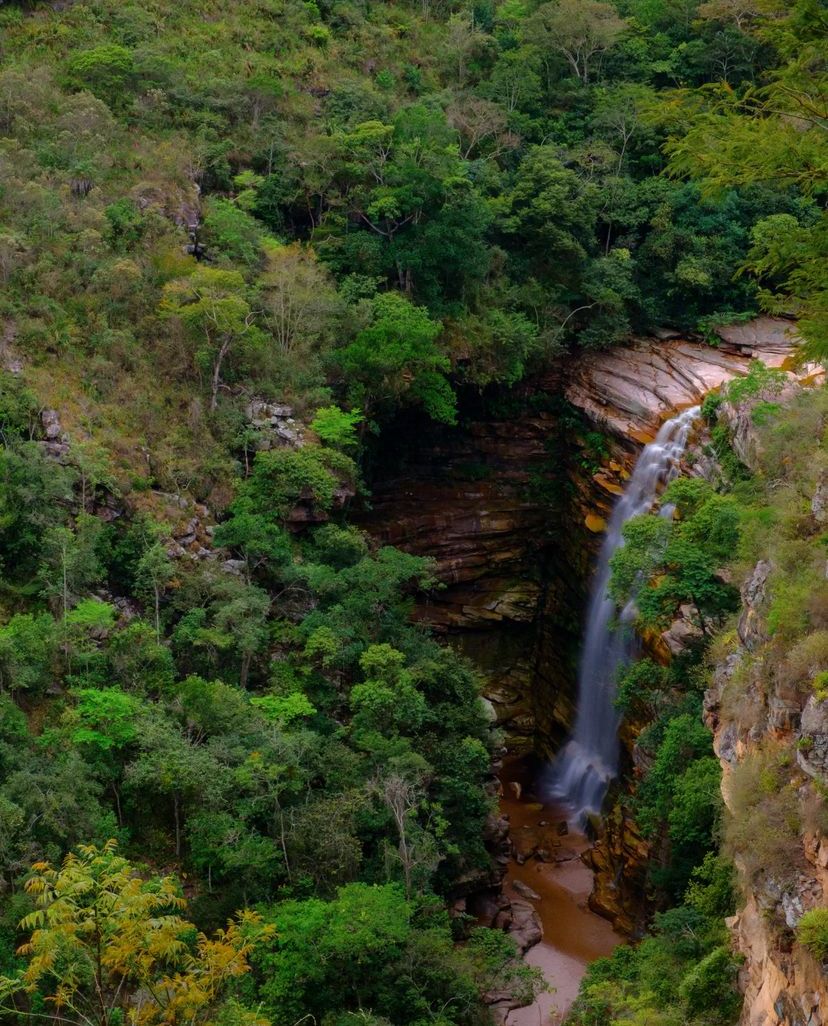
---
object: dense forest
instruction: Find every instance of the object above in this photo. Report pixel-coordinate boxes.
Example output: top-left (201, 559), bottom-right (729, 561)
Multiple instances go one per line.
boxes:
top-left (0, 0), bottom-right (825, 1023)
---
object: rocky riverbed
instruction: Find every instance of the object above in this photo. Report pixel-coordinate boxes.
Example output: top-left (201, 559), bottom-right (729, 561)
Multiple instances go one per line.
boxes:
top-left (499, 760), bottom-right (621, 1025)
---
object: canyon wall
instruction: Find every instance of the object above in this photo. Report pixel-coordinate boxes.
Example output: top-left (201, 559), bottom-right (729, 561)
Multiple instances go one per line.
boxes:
top-left (571, 321), bottom-right (828, 1021)
top-left (360, 373), bottom-right (582, 754)
top-left (362, 318), bottom-right (807, 756)
top-left (701, 395), bottom-right (828, 1026)
top-left (364, 317), bottom-right (828, 1018)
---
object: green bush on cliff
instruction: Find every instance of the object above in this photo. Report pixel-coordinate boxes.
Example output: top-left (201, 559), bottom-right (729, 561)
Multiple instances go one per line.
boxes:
top-left (798, 908), bottom-right (828, 961)
top-left (610, 480), bottom-right (741, 633)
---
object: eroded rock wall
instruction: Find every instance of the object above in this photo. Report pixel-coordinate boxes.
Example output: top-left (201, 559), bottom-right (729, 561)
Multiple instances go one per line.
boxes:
top-left (361, 377), bottom-right (582, 754)
top-left (361, 319), bottom-right (808, 761)
top-left (697, 446), bottom-right (828, 1026)
top-left (704, 551), bottom-right (828, 1026)
top-left (563, 318), bottom-right (821, 936)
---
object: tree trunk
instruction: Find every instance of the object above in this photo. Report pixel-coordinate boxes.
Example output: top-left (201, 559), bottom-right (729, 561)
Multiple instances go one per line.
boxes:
top-left (210, 337), bottom-right (232, 411)
top-left (112, 782), bottom-right (123, 828)
top-left (173, 793), bottom-right (181, 856)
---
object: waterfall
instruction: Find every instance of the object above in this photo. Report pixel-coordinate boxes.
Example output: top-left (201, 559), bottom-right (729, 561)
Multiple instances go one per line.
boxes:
top-left (547, 405), bottom-right (701, 823)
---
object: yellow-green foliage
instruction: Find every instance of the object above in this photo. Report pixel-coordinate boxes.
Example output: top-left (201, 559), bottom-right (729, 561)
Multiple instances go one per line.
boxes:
top-left (725, 743), bottom-right (804, 884)
top-left (798, 908), bottom-right (828, 962)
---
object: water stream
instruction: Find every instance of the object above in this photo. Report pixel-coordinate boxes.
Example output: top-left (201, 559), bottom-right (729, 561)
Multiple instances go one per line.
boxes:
top-left (500, 760), bottom-right (621, 1026)
top-left (546, 406), bottom-right (701, 823)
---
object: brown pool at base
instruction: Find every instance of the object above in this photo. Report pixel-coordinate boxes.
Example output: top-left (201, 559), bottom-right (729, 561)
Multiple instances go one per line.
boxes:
top-left (500, 760), bottom-right (622, 1026)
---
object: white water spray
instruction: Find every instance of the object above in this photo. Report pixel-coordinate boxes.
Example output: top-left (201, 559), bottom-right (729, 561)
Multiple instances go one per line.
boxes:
top-left (547, 405), bottom-right (701, 823)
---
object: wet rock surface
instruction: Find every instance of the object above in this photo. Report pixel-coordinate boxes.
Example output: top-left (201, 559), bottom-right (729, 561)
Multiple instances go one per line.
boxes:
top-left (585, 801), bottom-right (651, 936)
top-left (565, 319), bottom-right (804, 442)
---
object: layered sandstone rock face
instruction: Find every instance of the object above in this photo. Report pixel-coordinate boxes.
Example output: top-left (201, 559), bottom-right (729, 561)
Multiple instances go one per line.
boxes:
top-left (566, 317), bottom-right (802, 442)
top-left (361, 383), bottom-right (580, 753)
top-left (564, 318), bottom-right (812, 538)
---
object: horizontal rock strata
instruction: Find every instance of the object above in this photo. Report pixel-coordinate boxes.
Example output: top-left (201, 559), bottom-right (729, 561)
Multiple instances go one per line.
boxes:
top-left (566, 317), bottom-right (807, 443)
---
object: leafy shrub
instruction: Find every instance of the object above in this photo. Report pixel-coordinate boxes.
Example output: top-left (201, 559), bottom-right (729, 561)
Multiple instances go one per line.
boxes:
top-left (701, 390), bottom-right (722, 423)
top-left (725, 361), bottom-right (786, 405)
top-left (0, 374), bottom-right (38, 439)
top-left (66, 45), bottom-right (136, 106)
top-left (201, 199), bottom-right (265, 268)
top-left (614, 658), bottom-right (669, 717)
top-left (104, 199), bottom-right (145, 249)
top-left (243, 446), bottom-right (356, 520)
top-left (678, 945), bottom-right (741, 1020)
top-left (0, 613), bottom-right (58, 694)
top-left (311, 406), bottom-right (362, 450)
top-left (798, 908), bottom-right (828, 961)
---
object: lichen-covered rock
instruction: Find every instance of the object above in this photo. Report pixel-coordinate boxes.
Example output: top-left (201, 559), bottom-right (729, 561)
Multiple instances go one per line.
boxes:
top-left (738, 560), bottom-right (772, 651)
top-left (145, 491), bottom-right (219, 562)
top-left (717, 378), bottom-right (801, 470)
top-left (812, 473), bottom-right (828, 525)
top-left (797, 696), bottom-right (828, 782)
top-left (246, 399), bottom-right (307, 450)
top-left (40, 408), bottom-right (71, 460)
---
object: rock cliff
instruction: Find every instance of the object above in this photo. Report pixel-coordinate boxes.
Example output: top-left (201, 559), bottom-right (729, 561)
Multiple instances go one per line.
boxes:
top-left (704, 548), bottom-right (828, 1026)
top-left (565, 318), bottom-right (802, 442)
top-left (572, 345), bottom-right (828, 1020)
top-left (564, 318), bottom-right (814, 538)
top-left (361, 318), bottom-right (810, 759)
top-left (702, 501), bottom-right (828, 1023)
top-left (361, 381), bottom-right (580, 754)
top-left (361, 316), bottom-right (828, 1020)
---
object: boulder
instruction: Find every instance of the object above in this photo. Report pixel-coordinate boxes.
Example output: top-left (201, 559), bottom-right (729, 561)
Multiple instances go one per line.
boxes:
top-left (246, 399), bottom-right (307, 450)
top-left (41, 409), bottom-right (63, 440)
top-left (661, 603), bottom-right (704, 656)
top-left (715, 316), bottom-right (800, 357)
top-left (504, 898), bottom-right (543, 953)
top-left (512, 879), bottom-right (541, 901)
top-left (797, 696), bottom-right (828, 781)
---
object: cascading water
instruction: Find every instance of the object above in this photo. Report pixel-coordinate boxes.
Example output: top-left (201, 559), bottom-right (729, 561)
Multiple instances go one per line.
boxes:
top-left (547, 405), bottom-right (701, 823)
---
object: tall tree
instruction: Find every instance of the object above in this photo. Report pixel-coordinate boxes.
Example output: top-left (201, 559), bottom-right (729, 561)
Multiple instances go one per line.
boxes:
top-left (528, 0), bottom-right (626, 85)
top-left (161, 268), bottom-right (263, 410)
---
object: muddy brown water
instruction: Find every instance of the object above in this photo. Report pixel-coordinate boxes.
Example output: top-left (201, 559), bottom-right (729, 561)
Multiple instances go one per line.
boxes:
top-left (499, 760), bottom-right (622, 1025)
